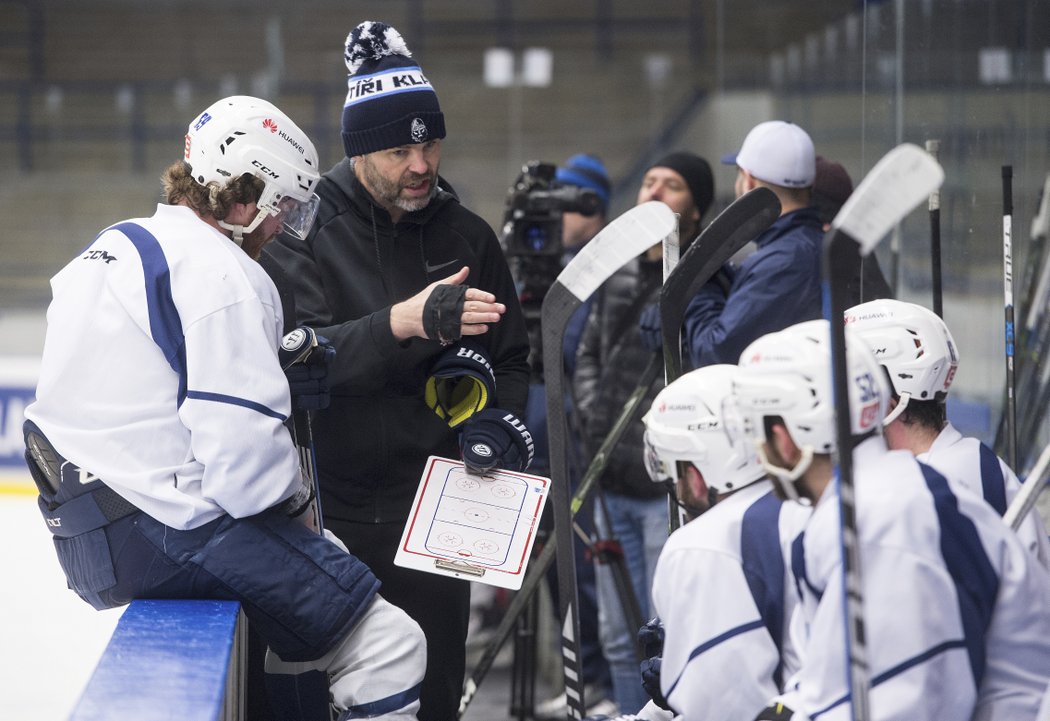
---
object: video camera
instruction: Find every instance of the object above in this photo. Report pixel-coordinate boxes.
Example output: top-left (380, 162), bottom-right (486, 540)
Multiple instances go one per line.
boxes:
top-left (500, 161), bottom-right (602, 381)
top-left (501, 161), bottom-right (602, 258)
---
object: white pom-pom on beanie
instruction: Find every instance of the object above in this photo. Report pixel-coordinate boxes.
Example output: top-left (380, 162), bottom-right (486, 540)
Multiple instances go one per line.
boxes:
top-left (341, 20), bottom-right (445, 157)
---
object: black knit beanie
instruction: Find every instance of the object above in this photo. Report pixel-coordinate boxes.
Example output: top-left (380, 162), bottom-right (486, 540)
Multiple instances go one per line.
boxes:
top-left (649, 152), bottom-right (715, 217)
top-left (341, 21), bottom-right (446, 158)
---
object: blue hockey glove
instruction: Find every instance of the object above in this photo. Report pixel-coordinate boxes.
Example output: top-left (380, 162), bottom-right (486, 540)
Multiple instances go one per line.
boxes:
top-left (280, 327), bottom-right (335, 412)
top-left (425, 340), bottom-right (497, 428)
top-left (638, 302), bottom-right (662, 353)
top-left (460, 408), bottom-right (535, 475)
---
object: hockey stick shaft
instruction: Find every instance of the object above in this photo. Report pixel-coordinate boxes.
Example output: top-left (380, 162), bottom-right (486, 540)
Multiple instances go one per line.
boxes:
top-left (1004, 442), bottom-right (1050, 531)
top-left (926, 140), bottom-right (943, 318)
top-left (663, 218), bottom-right (683, 532)
top-left (459, 356), bottom-right (661, 717)
top-left (825, 143), bottom-right (944, 721)
top-left (542, 201), bottom-right (676, 720)
top-left (825, 235), bottom-right (872, 721)
top-left (1003, 165), bottom-right (1018, 470)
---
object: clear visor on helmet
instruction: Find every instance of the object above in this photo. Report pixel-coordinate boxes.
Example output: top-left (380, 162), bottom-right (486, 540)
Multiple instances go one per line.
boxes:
top-left (272, 193), bottom-right (320, 240)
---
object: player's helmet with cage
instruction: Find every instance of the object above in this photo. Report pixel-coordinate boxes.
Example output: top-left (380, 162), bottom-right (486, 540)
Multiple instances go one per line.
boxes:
top-left (642, 364), bottom-right (765, 496)
top-left (729, 319), bottom-right (889, 498)
top-left (844, 299), bottom-right (958, 425)
top-left (183, 95), bottom-right (321, 240)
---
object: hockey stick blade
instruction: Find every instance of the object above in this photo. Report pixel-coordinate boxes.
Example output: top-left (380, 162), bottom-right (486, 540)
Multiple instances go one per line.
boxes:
top-left (660, 186), bottom-right (781, 379)
top-left (557, 200), bottom-right (677, 302)
top-left (541, 200), bottom-right (676, 719)
top-left (831, 143), bottom-right (944, 256)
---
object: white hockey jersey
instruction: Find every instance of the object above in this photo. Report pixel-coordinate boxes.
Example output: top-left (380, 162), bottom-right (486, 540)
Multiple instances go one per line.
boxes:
top-left (918, 421), bottom-right (1050, 571)
top-left (651, 480), bottom-right (811, 721)
top-left (776, 437), bottom-right (1050, 721)
top-left (26, 204), bottom-right (302, 530)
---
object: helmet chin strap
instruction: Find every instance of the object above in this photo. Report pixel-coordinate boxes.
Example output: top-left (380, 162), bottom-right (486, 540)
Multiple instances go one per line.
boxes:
top-left (756, 439), bottom-right (813, 504)
top-left (218, 207), bottom-right (270, 246)
top-left (882, 391), bottom-right (911, 427)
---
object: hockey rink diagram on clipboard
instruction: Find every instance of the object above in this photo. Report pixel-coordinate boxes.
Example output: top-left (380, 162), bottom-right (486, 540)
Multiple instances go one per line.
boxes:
top-left (395, 456), bottom-right (550, 590)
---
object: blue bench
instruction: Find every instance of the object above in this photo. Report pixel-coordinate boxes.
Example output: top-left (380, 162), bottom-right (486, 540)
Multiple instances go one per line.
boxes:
top-left (69, 599), bottom-right (246, 721)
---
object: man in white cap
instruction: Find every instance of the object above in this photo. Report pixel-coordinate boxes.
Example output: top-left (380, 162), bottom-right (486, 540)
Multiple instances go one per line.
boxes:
top-left (682, 120), bottom-right (824, 369)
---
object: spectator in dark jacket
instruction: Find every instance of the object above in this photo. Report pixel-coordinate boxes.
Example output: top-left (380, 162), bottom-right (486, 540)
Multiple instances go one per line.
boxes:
top-left (684, 120), bottom-right (825, 368)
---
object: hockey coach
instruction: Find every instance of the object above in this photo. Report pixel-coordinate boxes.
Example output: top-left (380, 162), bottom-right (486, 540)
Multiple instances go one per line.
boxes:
top-left (269, 20), bottom-right (531, 721)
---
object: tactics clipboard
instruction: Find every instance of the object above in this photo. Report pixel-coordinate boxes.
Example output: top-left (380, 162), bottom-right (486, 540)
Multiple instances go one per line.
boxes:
top-left (394, 456), bottom-right (550, 590)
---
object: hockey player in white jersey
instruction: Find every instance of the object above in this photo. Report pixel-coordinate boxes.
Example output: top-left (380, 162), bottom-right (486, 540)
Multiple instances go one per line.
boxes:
top-left (631, 364), bottom-right (810, 721)
top-left (732, 319), bottom-right (1050, 721)
top-left (845, 297), bottom-right (1050, 570)
top-left (23, 96), bottom-right (425, 720)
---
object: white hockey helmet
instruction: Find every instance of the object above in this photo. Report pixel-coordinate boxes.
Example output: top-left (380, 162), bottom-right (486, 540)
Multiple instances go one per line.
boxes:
top-left (731, 319), bottom-right (889, 496)
top-left (844, 299), bottom-right (958, 425)
top-left (642, 364), bottom-right (766, 495)
top-left (184, 95), bottom-right (321, 240)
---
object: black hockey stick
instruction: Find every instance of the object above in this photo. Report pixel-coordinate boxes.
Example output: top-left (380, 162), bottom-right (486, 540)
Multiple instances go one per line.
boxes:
top-left (824, 143), bottom-right (943, 721)
top-left (1002, 165), bottom-right (1018, 470)
top-left (659, 187), bottom-right (781, 531)
top-left (458, 355), bottom-right (660, 718)
top-left (926, 140), bottom-right (943, 318)
top-left (543, 200), bottom-right (677, 720)
top-left (999, 174), bottom-right (1050, 468)
top-left (659, 186), bottom-right (781, 381)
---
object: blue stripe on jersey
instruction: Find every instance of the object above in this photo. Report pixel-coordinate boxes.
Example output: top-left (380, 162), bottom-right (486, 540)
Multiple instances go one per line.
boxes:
top-left (791, 531), bottom-right (822, 602)
top-left (665, 619), bottom-right (766, 700)
top-left (810, 639), bottom-right (968, 719)
top-left (741, 490), bottom-right (788, 689)
top-left (920, 464), bottom-right (999, 686)
top-left (978, 443), bottom-right (1007, 515)
top-left (185, 390), bottom-right (287, 422)
top-left (113, 222), bottom-right (188, 404)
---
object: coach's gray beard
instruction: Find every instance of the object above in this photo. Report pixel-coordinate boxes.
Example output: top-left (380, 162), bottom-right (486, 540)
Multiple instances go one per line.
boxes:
top-left (358, 156), bottom-right (438, 214)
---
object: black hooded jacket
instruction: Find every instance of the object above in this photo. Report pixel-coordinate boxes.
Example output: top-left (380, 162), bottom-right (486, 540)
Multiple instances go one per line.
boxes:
top-left (269, 158), bottom-right (530, 523)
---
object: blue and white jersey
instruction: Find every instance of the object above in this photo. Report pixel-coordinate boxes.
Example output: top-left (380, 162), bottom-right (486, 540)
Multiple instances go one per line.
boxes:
top-left (777, 437), bottom-right (1050, 721)
top-left (650, 479), bottom-right (811, 721)
top-left (918, 421), bottom-right (1050, 571)
top-left (26, 204), bottom-right (302, 530)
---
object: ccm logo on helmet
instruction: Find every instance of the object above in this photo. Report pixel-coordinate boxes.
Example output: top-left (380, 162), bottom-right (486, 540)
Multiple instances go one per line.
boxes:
top-left (252, 160), bottom-right (279, 179)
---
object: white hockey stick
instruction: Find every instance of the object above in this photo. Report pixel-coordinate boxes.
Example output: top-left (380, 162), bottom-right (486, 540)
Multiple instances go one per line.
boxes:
top-left (824, 143), bottom-right (944, 721)
top-left (542, 199), bottom-right (676, 719)
top-left (1004, 443), bottom-right (1050, 531)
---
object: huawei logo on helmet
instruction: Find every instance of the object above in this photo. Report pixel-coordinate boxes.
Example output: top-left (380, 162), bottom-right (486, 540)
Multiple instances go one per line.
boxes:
top-left (262, 118), bottom-right (278, 133)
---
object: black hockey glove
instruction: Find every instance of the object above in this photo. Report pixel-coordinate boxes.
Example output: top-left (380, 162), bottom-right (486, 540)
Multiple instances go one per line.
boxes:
top-left (425, 340), bottom-right (497, 428)
top-left (459, 409), bottom-right (535, 475)
top-left (640, 656), bottom-right (671, 711)
top-left (279, 327), bottom-right (335, 412)
top-left (638, 617), bottom-right (665, 659)
top-left (754, 703), bottom-right (795, 720)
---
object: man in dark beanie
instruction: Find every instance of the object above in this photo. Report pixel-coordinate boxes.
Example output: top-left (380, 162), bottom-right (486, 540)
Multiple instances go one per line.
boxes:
top-left (269, 20), bottom-right (530, 721)
top-left (573, 151), bottom-right (714, 714)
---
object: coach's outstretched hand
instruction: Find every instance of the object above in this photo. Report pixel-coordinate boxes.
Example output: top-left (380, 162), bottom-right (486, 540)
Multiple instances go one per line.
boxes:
top-left (390, 266), bottom-right (506, 344)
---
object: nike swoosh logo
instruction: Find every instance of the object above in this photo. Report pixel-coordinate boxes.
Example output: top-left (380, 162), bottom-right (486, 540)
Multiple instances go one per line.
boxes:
top-left (425, 258), bottom-right (460, 274)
